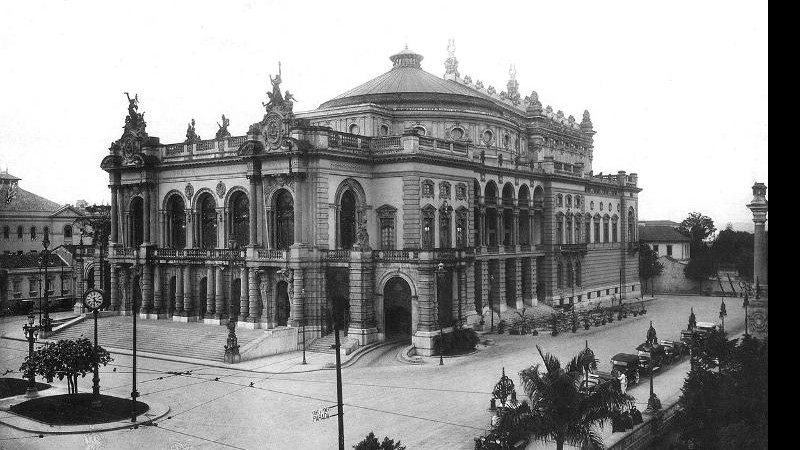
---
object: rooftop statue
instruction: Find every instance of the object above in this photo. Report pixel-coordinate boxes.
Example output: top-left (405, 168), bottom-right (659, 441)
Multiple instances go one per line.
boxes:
top-left (185, 118), bottom-right (200, 143)
top-left (216, 114), bottom-right (231, 139)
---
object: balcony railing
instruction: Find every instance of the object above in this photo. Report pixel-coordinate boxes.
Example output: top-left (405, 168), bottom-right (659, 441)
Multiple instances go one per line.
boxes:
top-left (325, 249), bottom-right (351, 262)
top-left (256, 249), bottom-right (286, 260)
top-left (560, 243), bottom-right (588, 253)
top-left (372, 249), bottom-right (420, 262)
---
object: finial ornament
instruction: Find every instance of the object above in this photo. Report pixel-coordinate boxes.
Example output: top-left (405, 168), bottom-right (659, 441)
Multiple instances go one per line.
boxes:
top-left (108, 91), bottom-right (149, 165)
top-left (509, 64), bottom-right (517, 80)
top-left (580, 109), bottom-right (594, 132)
top-left (444, 38), bottom-right (460, 78)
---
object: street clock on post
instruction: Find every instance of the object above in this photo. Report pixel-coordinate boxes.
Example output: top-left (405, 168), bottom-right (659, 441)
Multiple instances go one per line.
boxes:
top-left (83, 289), bottom-right (105, 311)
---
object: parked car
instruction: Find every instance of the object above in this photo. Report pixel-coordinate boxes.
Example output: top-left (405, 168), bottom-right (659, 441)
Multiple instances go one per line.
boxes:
top-left (581, 369), bottom-right (628, 394)
top-left (611, 353), bottom-right (641, 385)
top-left (636, 342), bottom-right (668, 374)
top-left (661, 339), bottom-right (687, 359)
top-left (680, 321), bottom-right (719, 348)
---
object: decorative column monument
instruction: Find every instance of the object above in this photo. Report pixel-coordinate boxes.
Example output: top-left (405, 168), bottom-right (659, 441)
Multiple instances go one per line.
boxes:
top-left (746, 182), bottom-right (768, 336)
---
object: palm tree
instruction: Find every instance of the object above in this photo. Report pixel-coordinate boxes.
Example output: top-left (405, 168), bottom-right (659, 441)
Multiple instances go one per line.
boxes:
top-left (512, 345), bottom-right (634, 450)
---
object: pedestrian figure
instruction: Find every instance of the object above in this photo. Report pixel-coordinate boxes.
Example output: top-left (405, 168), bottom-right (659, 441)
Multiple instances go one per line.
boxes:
top-left (621, 410), bottom-right (634, 430)
top-left (630, 405), bottom-right (643, 425)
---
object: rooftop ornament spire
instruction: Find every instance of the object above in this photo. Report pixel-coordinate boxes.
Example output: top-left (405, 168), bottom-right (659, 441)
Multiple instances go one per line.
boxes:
top-left (390, 45), bottom-right (424, 69)
top-left (444, 39), bottom-right (459, 80)
top-left (581, 109), bottom-right (594, 133)
top-left (506, 64), bottom-right (520, 105)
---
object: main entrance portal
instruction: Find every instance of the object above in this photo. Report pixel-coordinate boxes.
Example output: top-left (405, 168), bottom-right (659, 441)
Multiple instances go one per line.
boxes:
top-left (384, 277), bottom-right (412, 338)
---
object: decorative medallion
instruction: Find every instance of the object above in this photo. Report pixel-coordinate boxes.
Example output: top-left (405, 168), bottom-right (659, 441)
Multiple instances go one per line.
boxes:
top-left (750, 310), bottom-right (767, 332)
top-left (185, 183), bottom-right (194, 199)
top-left (265, 112), bottom-right (283, 148)
top-left (216, 181), bottom-right (226, 198)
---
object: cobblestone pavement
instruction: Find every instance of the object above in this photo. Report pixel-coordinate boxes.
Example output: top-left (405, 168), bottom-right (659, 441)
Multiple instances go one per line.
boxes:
top-left (0, 295), bottom-right (746, 450)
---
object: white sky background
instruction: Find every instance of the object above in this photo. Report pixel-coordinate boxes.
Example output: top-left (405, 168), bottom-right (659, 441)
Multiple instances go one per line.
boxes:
top-left (0, 0), bottom-right (767, 227)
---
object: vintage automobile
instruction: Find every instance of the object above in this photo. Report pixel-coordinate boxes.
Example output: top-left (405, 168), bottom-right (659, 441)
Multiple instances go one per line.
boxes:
top-left (610, 353), bottom-right (641, 385)
top-left (581, 369), bottom-right (628, 394)
top-left (680, 321), bottom-right (719, 348)
top-left (661, 339), bottom-right (687, 358)
top-left (636, 342), bottom-right (669, 373)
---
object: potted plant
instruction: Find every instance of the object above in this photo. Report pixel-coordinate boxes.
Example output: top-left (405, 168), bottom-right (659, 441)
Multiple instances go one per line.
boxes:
top-left (497, 320), bottom-right (506, 334)
top-left (583, 315), bottom-right (591, 330)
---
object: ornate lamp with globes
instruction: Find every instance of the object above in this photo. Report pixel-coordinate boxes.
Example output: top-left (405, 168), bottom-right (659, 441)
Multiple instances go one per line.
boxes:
top-left (83, 288), bottom-right (105, 407)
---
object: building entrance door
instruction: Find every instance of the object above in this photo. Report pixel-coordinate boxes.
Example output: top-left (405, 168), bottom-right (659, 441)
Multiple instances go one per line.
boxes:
top-left (276, 281), bottom-right (289, 326)
top-left (384, 277), bottom-right (412, 338)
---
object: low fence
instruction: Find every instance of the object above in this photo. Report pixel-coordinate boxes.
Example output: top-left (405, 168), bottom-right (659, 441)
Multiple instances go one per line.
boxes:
top-left (607, 400), bottom-right (681, 450)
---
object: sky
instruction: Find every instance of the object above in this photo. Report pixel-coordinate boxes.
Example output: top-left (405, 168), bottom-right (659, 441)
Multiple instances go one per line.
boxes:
top-left (0, 0), bottom-right (767, 229)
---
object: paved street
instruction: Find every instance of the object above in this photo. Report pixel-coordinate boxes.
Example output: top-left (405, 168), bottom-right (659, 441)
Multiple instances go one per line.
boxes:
top-left (0, 295), bottom-right (746, 450)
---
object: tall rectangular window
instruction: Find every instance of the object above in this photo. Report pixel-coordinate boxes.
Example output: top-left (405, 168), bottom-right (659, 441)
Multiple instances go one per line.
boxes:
top-left (586, 222), bottom-right (591, 244)
top-left (653, 244), bottom-right (659, 253)
top-left (603, 221), bottom-right (609, 242)
top-left (380, 217), bottom-right (395, 249)
top-left (667, 244), bottom-right (673, 256)
top-left (2, 226), bottom-right (8, 239)
top-left (594, 222), bottom-right (600, 243)
top-left (30, 227), bottom-right (36, 240)
top-left (612, 222), bottom-right (618, 243)
top-left (17, 226), bottom-right (23, 239)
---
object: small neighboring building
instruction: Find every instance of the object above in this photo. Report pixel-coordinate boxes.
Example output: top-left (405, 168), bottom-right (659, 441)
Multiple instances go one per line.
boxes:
top-left (0, 170), bottom-right (97, 315)
top-left (638, 223), bottom-right (691, 260)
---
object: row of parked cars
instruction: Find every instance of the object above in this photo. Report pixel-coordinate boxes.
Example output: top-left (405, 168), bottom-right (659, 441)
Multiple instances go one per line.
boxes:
top-left (585, 321), bottom-right (718, 392)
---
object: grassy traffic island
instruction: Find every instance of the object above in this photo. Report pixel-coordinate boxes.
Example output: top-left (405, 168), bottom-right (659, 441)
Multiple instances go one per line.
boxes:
top-left (10, 393), bottom-right (149, 425)
top-left (0, 378), bottom-right (51, 399)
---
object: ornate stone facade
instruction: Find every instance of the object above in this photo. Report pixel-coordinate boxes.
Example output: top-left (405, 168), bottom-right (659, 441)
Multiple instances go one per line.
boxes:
top-left (99, 45), bottom-right (641, 356)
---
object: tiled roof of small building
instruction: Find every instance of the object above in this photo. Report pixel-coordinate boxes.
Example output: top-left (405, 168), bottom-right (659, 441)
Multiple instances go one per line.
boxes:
top-left (0, 187), bottom-right (62, 212)
top-left (0, 170), bottom-right (21, 181)
top-left (638, 225), bottom-right (691, 242)
top-left (0, 252), bottom-right (64, 269)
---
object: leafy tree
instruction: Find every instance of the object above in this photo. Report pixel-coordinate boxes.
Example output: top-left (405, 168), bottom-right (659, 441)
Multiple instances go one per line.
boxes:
top-left (632, 242), bottom-right (664, 290)
top-left (713, 228), bottom-right (754, 280)
top-left (684, 244), bottom-right (715, 282)
top-left (509, 346), bottom-right (634, 450)
top-left (353, 431), bottom-right (406, 450)
top-left (20, 338), bottom-right (112, 395)
top-left (678, 212), bottom-right (716, 250)
top-left (676, 332), bottom-right (768, 450)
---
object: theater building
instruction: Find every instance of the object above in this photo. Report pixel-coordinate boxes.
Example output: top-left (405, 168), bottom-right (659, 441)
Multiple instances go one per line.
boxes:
top-left (99, 44), bottom-right (641, 355)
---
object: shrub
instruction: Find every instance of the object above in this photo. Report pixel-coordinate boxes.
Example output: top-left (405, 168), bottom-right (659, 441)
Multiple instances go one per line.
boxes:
top-left (354, 431), bottom-right (406, 450)
top-left (497, 320), bottom-right (506, 334)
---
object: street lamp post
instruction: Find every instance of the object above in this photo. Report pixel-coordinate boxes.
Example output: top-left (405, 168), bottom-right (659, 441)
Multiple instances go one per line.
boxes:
top-left (645, 321), bottom-right (661, 413)
top-left (436, 262), bottom-right (446, 366)
top-left (489, 274), bottom-right (494, 333)
top-left (40, 235), bottom-right (52, 332)
top-left (301, 287), bottom-right (307, 365)
top-left (131, 252), bottom-right (142, 423)
top-left (22, 312), bottom-right (40, 397)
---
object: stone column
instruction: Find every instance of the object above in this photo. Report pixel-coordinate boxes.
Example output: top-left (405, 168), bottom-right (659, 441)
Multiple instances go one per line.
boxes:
top-left (290, 268), bottom-right (304, 328)
top-left (205, 267), bottom-right (215, 320)
top-left (416, 265), bottom-right (436, 333)
top-left (347, 251), bottom-right (377, 345)
top-left (143, 186), bottom-right (151, 245)
top-left (153, 264), bottom-right (163, 317)
top-left (248, 268), bottom-right (260, 324)
top-left (110, 264), bottom-right (119, 310)
top-left (119, 268), bottom-right (129, 314)
top-left (529, 257), bottom-right (538, 306)
top-left (239, 267), bottom-right (249, 321)
top-left (747, 183), bottom-right (768, 290)
top-left (141, 263), bottom-right (153, 315)
top-left (183, 265), bottom-right (193, 319)
top-left (174, 266), bottom-right (184, 316)
top-left (480, 261), bottom-right (489, 315)
top-left (110, 186), bottom-right (119, 244)
top-left (248, 176), bottom-right (259, 247)
top-left (479, 207), bottom-right (487, 246)
top-left (75, 257), bottom-right (85, 312)
top-left (215, 266), bottom-right (225, 320)
top-left (497, 259), bottom-right (507, 313)
top-left (260, 271), bottom-right (273, 328)
top-left (511, 210), bottom-right (519, 246)
top-left (496, 209), bottom-right (503, 246)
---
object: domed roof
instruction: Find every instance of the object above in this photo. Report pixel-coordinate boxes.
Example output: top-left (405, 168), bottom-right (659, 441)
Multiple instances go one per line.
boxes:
top-left (319, 47), bottom-right (495, 110)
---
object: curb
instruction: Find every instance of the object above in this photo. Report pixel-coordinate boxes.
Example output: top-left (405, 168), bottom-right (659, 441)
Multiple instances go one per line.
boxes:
top-left (0, 388), bottom-right (170, 435)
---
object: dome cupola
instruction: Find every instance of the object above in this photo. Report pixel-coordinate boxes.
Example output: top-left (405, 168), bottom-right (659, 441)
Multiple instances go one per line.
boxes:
top-left (390, 46), bottom-right (424, 69)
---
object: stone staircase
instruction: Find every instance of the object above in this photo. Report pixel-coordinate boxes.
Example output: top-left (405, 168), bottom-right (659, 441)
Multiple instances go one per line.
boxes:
top-left (45, 315), bottom-right (267, 362)
top-left (307, 332), bottom-right (360, 355)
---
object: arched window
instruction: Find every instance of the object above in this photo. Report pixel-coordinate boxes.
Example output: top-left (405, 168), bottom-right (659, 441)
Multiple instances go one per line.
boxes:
top-left (199, 194), bottom-right (217, 249)
top-left (130, 197), bottom-right (144, 246)
top-left (586, 218), bottom-right (592, 244)
top-left (556, 215), bottom-right (564, 244)
top-left (230, 191), bottom-right (249, 247)
top-left (456, 207), bottom-right (468, 248)
top-left (380, 124), bottom-right (390, 136)
top-left (63, 224), bottom-right (72, 239)
top-left (612, 217), bottom-right (619, 243)
top-left (628, 208), bottom-right (636, 241)
top-left (275, 189), bottom-right (294, 250)
top-left (567, 262), bottom-right (573, 287)
top-left (576, 261), bottom-right (581, 286)
top-left (348, 123), bottom-right (360, 135)
top-left (339, 190), bottom-right (357, 249)
top-left (167, 195), bottom-right (187, 249)
top-left (557, 194), bottom-right (563, 207)
top-left (574, 217), bottom-right (581, 244)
